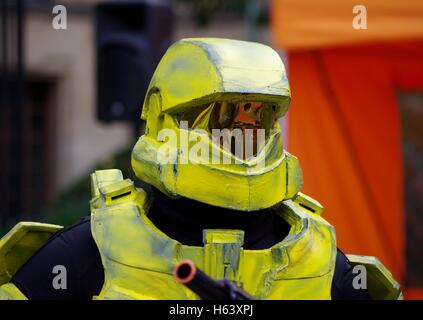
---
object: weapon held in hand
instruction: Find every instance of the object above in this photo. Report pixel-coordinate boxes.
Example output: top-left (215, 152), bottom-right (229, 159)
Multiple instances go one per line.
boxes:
top-left (173, 259), bottom-right (253, 300)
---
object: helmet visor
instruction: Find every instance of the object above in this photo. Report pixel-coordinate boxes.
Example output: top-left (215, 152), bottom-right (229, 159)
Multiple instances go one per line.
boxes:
top-left (178, 101), bottom-right (278, 158)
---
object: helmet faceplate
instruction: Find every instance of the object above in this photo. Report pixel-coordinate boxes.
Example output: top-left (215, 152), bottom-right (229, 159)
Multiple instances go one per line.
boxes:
top-left (132, 38), bottom-right (302, 211)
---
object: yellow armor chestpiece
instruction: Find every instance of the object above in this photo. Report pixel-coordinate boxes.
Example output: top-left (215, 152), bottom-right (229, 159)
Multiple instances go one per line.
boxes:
top-left (0, 168), bottom-right (403, 300)
top-left (90, 169), bottom-right (337, 300)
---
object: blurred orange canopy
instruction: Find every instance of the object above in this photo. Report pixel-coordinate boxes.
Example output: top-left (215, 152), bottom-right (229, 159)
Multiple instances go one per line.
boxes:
top-left (271, 0), bottom-right (423, 50)
top-left (271, 0), bottom-right (423, 298)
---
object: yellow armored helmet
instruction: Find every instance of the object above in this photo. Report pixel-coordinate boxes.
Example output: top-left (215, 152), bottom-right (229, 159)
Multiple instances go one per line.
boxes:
top-left (132, 38), bottom-right (303, 211)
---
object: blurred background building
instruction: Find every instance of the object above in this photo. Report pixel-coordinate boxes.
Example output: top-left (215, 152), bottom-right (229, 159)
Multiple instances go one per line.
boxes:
top-left (0, 0), bottom-right (422, 299)
top-left (1, 0), bottom-right (271, 227)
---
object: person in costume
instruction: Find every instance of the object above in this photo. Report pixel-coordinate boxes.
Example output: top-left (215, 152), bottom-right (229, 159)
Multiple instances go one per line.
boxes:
top-left (0, 38), bottom-right (401, 300)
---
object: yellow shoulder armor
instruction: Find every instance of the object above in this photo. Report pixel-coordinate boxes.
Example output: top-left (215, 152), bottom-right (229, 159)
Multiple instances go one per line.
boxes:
top-left (0, 221), bottom-right (62, 286)
top-left (90, 169), bottom-right (150, 213)
top-left (292, 192), bottom-right (324, 216)
top-left (346, 254), bottom-right (402, 300)
top-left (0, 283), bottom-right (27, 300)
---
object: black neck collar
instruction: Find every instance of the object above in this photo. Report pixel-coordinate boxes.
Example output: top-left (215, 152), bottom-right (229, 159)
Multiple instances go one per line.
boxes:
top-left (146, 186), bottom-right (291, 249)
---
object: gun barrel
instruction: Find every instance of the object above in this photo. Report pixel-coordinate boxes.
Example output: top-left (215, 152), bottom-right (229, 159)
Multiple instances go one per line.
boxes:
top-left (174, 260), bottom-right (229, 300)
top-left (174, 260), bottom-right (253, 300)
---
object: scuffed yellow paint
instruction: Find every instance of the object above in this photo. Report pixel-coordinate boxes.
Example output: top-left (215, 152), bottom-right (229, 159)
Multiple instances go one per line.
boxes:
top-left (0, 283), bottom-right (27, 300)
top-left (0, 38), bottom-right (402, 301)
top-left (141, 38), bottom-right (291, 118)
top-left (0, 221), bottom-right (62, 300)
top-left (346, 255), bottom-right (402, 300)
top-left (133, 38), bottom-right (301, 211)
top-left (90, 169), bottom-right (337, 300)
top-left (0, 222), bottom-right (63, 285)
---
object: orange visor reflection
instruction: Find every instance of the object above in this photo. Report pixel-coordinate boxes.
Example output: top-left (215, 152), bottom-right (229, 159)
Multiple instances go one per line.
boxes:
top-left (180, 101), bottom-right (276, 136)
top-left (178, 101), bottom-right (277, 159)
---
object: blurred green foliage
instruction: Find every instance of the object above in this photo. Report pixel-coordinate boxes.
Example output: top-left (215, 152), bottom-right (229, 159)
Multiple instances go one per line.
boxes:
top-left (40, 146), bottom-right (135, 226)
top-left (176, 0), bottom-right (268, 27)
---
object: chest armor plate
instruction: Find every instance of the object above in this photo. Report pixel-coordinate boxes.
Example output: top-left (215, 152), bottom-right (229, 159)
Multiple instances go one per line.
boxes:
top-left (89, 170), bottom-right (337, 300)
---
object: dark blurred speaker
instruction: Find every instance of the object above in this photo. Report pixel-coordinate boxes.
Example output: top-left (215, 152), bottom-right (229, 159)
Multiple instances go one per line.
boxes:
top-left (96, 1), bottom-right (173, 122)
